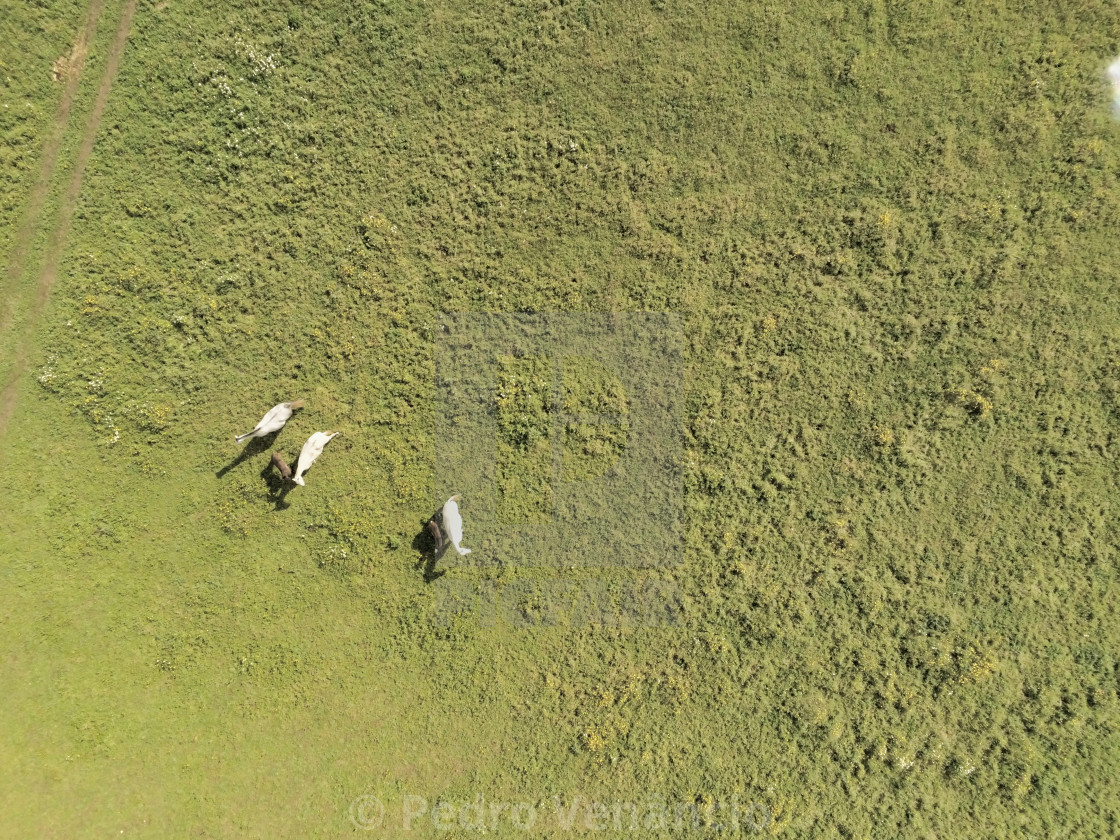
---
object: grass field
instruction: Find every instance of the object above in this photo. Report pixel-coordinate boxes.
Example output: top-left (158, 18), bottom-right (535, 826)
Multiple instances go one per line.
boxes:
top-left (2, 0), bottom-right (1120, 836)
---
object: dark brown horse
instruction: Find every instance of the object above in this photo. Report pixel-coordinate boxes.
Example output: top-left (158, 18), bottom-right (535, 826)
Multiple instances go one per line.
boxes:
top-left (270, 452), bottom-right (293, 482)
top-left (426, 518), bottom-right (444, 554)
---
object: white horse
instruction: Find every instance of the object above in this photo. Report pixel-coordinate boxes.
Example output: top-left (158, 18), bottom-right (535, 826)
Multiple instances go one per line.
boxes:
top-left (441, 494), bottom-right (471, 555)
top-left (235, 400), bottom-right (304, 444)
top-left (293, 431), bottom-right (338, 486)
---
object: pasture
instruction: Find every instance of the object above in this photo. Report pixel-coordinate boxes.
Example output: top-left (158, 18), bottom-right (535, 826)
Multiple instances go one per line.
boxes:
top-left (1, 0), bottom-right (1119, 836)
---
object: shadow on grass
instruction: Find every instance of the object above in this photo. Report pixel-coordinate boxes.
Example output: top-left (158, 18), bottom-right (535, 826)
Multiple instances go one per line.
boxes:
top-left (216, 431), bottom-right (279, 478)
top-left (412, 506), bottom-right (446, 583)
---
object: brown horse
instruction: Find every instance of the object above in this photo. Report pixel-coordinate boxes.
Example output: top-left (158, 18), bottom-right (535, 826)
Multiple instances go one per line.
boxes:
top-left (270, 452), bottom-right (293, 482)
top-left (427, 519), bottom-right (444, 554)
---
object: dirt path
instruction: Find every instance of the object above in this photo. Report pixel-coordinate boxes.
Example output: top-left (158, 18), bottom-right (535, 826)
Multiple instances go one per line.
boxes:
top-left (0, 0), bottom-right (103, 334)
top-left (0, 0), bottom-right (138, 442)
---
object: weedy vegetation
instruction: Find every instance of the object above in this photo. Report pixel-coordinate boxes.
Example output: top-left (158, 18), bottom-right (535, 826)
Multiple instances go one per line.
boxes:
top-left (1, 0), bottom-right (1119, 837)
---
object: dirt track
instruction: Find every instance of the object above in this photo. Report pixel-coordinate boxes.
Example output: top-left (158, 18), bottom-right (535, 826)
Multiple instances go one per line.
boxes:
top-left (0, 0), bottom-right (103, 333)
top-left (0, 0), bottom-right (138, 441)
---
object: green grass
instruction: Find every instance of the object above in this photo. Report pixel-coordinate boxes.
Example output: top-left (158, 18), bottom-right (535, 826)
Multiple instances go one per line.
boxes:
top-left (2, 0), bottom-right (1120, 836)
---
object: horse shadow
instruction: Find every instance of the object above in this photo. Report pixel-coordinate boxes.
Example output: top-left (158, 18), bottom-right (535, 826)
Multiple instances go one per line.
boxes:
top-left (216, 431), bottom-right (279, 478)
top-left (411, 506), bottom-right (447, 583)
